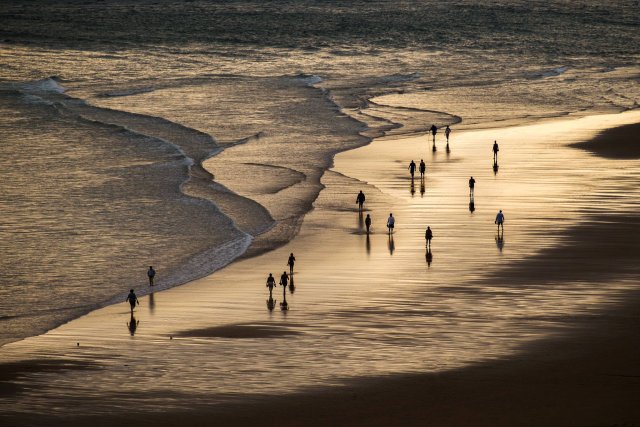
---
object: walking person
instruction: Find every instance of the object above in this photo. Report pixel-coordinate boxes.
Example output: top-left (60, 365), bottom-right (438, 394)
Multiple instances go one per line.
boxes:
top-left (287, 253), bottom-right (296, 275)
top-left (468, 176), bottom-right (475, 197)
top-left (493, 140), bottom-right (499, 164)
top-left (126, 289), bottom-right (139, 313)
top-left (408, 160), bottom-right (416, 179)
top-left (266, 273), bottom-right (276, 298)
top-left (365, 214), bottom-right (371, 234)
top-left (280, 271), bottom-right (289, 289)
top-left (387, 213), bottom-right (395, 234)
top-left (356, 190), bottom-right (366, 211)
top-left (445, 125), bottom-right (451, 142)
top-left (430, 124), bottom-right (438, 142)
top-left (425, 226), bottom-right (433, 249)
top-left (495, 210), bottom-right (505, 233)
top-left (419, 159), bottom-right (426, 179)
top-left (147, 266), bottom-right (156, 286)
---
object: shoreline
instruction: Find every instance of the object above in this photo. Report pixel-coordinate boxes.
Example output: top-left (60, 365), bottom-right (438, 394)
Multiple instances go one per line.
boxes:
top-left (2, 110), bottom-right (640, 425)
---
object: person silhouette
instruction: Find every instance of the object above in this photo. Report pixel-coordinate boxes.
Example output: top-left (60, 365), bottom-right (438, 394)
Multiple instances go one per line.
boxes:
top-left (280, 271), bottom-right (289, 289)
top-left (266, 273), bottom-right (276, 298)
top-left (280, 276), bottom-right (289, 311)
top-left (147, 266), bottom-right (156, 286)
top-left (365, 214), bottom-right (371, 234)
top-left (419, 159), bottom-right (426, 179)
top-left (126, 289), bottom-right (139, 313)
top-left (356, 190), bottom-right (366, 211)
top-left (493, 140), bottom-right (499, 164)
top-left (445, 125), bottom-right (451, 142)
top-left (287, 253), bottom-right (296, 275)
top-left (430, 124), bottom-right (438, 143)
top-left (469, 176), bottom-right (475, 197)
top-left (495, 210), bottom-right (505, 233)
top-left (408, 160), bottom-right (416, 179)
top-left (425, 226), bottom-right (433, 249)
top-left (387, 213), bottom-right (395, 234)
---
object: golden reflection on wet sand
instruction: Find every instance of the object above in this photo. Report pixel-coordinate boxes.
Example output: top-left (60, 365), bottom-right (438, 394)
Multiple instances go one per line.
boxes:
top-left (2, 111), bottom-right (640, 416)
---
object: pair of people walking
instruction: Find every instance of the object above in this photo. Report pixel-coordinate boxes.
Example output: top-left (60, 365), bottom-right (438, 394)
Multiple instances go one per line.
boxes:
top-left (409, 160), bottom-right (426, 179)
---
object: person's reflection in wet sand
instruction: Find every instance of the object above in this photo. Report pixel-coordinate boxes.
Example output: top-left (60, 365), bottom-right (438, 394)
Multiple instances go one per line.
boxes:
top-left (446, 142), bottom-right (450, 154)
top-left (358, 210), bottom-right (364, 232)
top-left (127, 313), bottom-right (139, 336)
top-left (493, 161), bottom-right (499, 175)
top-left (420, 177), bottom-right (425, 197)
top-left (388, 234), bottom-right (395, 255)
top-left (289, 275), bottom-right (295, 294)
top-left (366, 234), bottom-right (371, 255)
top-left (425, 248), bottom-right (433, 267)
top-left (149, 292), bottom-right (155, 315)
top-left (469, 195), bottom-right (475, 213)
top-left (266, 296), bottom-right (276, 311)
top-left (495, 233), bottom-right (505, 252)
top-left (410, 178), bottom-right (415, 196)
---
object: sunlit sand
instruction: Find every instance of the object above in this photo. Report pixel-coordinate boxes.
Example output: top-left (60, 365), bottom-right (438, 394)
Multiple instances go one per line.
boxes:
top-left (2, 111), bottom-right (640, 424)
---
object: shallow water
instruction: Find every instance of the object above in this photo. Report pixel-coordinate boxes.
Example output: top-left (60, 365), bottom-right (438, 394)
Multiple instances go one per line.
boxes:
top-left (2, 112), bottom-right (640, 417)
top-left (0, 0), bottom-right (639, 346)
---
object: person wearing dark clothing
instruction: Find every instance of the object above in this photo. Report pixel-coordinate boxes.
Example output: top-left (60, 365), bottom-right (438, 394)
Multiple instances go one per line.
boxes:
top-left (266, 273), bottom-right (276, 297)
top-left (469, 176), bottom-right (475, 196)
top-left (280, 271), bottom-right (289, 288)
top-left (493, 140), bottom-right (499, 163)
top-left (147, 266), bottom-right (156, 286)
top-left (126, 289), bottom-right (139, 313)
top-left (425, 226), bottom-right (433, 249)
top-left (419, 159), bottom-right (426, 178)
top-left (356, 190), bottom-right (366, 211)
top-left (408, 160), bottom-right (416, 178)
top-left (445, 126), bottom-right (451, 142)
top-left (287, 253), bottom-right (296, 275)
top-left (495, 210), bottom-right (505, 232)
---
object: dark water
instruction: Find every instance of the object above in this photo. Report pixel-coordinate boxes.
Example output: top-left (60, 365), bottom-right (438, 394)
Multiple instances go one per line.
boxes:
top-left (0, 0), bottom-right (638, 345)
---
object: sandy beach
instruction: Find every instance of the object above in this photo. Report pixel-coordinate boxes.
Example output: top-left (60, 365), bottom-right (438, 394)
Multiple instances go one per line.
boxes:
top-left (2, 111), bottom-right (640, 426)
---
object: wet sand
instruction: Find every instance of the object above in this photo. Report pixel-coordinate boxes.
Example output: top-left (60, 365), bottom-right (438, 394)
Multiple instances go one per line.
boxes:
top-left (2, 111), bottom-right (640, 425)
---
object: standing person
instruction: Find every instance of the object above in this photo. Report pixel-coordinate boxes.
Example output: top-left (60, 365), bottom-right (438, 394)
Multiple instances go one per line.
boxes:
top-left (495, 210), bottom-right (505, 232)
top-left (493, 140), bottom-right (499, 163)
top-left (387, 213), bottom-right (395, 234)
top-left (365, 214), bottom-right (371, 234)
top-left (280, 271), bottom-right (289, 288)
top-left (356, 190), bottom-right (366, 211)
top-left (126, 289), bottom-right (139, 313)
top-left (430, 124), bottom-right (438, 142)
top-left (408, 160), bottom-right (416, 179)
top-left (419, 159), bottom-right (426, 179)
top-left (468, 176), bottom-right (475, 197)
top-left (147, 266), bottom-right (156, 286)
top-left (425, 226), bottom-right (433, 249)
top-left (266, 273), bottom-right (276, 297)
top-left (287, 253), bottom-right (296, 275)
top-left (445, 125), bottom-right (452, 142)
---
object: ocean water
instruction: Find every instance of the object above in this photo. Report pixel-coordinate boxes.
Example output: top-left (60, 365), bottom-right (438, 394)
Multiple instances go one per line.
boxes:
top-left (0, 0), bottom-right (639, 345)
